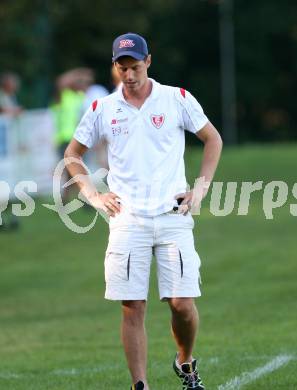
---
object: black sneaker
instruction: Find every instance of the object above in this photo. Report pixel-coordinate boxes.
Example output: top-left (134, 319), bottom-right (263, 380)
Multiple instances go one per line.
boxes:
top-left (173, 355), bottom-right (205, 389)
top-left (130, 381), bottom-right (145, 390)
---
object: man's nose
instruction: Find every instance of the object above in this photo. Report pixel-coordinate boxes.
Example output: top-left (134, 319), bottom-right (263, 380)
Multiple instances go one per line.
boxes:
top-left (126, 69), bottom-right (134, 80)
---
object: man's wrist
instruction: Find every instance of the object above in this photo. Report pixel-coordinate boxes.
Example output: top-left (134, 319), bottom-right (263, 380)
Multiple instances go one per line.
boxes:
top-left (80, 187), bottom-right (101, 202)
top-left (195, 177), bottom-right (211, 187)
top-left (194, 176), bottom-right (211, 193)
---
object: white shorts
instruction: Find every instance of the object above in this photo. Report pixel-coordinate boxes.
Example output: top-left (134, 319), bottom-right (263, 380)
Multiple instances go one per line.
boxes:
top-left (104, 210), bottom-right (201, 301)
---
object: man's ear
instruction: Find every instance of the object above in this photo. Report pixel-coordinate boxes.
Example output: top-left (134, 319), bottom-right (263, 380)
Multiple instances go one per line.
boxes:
top-left (146, 54), bottom-right (152, 69)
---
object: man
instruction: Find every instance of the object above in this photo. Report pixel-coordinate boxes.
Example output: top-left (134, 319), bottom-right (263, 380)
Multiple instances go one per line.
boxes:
top-left (0, 72), bottom-right (22, 231)
top-left (51, 68), bottom-right (90, 202)
top-left (65, 33), bottom-right (222, 390)
top-left (0, 72), bottom-right (22, 116)
top-left (111, 63), bottom-right (122, 91)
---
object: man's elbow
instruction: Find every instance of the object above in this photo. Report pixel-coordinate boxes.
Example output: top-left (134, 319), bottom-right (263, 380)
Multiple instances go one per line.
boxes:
top-left (216, 131), bottom-right (223, 150)
top-left (64, 144), bottom-right (72, 160)
top-left (64, 139), bottom-right (87, 160)
top-left (208, 129), bottom-right (223, 151)
top-left (64, 142), bottom-right (79, 160)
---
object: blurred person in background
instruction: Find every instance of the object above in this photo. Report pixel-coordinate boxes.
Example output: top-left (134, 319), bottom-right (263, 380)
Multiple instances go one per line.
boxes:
top-left (111, 64), bottom-right (121, 91)
top-left (0, 72), bottom-right (22, 231)
top-left (0, 72), bottom-right (22, 116)
top-left (52, 68), bottom-right (89, 158)
top-left (87, 65), bottom-right (122, 171)
top-left (83, 70), bottom-right (109, 171)
top-left (83, 72), bottom-right (109, 112)
top-left (51, 68), bottom-right (89, 202)
top-left (51, 68), bottom-right (110, 200)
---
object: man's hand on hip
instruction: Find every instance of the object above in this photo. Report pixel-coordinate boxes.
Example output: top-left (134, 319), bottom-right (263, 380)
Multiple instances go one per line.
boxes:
top-left (88, 192), bottom-right (121, 217)
top-left (175, 192), bottom-right (193, 215)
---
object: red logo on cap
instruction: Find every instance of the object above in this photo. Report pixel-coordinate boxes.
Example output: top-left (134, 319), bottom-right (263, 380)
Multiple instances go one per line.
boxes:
top-left (151, 114), bottom-right (165, 129)
top-left (119, 39), bottom-right (135, 49)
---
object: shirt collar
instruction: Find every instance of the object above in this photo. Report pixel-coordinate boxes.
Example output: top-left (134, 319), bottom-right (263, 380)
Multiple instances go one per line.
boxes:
top-left (116, 78), bottom-right (160, 103)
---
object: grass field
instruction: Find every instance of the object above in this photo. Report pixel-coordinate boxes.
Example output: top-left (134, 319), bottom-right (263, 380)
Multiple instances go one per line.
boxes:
top-left (0, 144), bottom-right (296, 389)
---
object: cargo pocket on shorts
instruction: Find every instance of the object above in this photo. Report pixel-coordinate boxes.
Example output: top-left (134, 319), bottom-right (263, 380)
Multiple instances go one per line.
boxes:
top-left (178, 249), bottom-right (184, 278)
top-left (105, 250), bottom-right (131, 283)
top-left (178, 246), bottom-right (201, 282)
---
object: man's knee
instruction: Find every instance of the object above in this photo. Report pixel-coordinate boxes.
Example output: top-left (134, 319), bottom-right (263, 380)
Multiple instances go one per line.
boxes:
top-left (168, 298), bottom-right (197, 321)
top-left (122, 300), bottom-right (146, 325)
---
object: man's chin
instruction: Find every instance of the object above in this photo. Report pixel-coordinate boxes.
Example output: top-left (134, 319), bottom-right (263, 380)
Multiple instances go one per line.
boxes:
top-left (125, 84), bottom-right (138, 89)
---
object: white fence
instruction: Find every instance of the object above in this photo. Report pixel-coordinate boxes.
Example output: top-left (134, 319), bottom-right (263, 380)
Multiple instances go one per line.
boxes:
top-left (0, 110), bottom-right (106, 202)
top-left (0, 110), bottom-right (57, 199)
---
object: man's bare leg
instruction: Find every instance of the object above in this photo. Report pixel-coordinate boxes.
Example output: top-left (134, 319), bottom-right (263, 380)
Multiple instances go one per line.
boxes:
top-left (168, 298), bottom-right (199, 364)
top-left (121, 300), bottom-right (149, 389)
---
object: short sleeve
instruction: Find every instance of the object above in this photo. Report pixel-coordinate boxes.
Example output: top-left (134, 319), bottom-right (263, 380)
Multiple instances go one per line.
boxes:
top-left (74, 101), bottom-right (102, 148)
top-left (175, 88), bottom-right (209, 134)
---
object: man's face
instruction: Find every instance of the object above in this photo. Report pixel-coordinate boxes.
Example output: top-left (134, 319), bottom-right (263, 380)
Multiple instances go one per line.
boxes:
top-left (115, 55), bottom-right (151, 92)
top-left (3, 77), bottom-right (19, 94)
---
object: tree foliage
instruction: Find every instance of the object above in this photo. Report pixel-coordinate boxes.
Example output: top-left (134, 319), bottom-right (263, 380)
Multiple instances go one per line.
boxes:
top-left (0, 0), bottom-right (296, 142)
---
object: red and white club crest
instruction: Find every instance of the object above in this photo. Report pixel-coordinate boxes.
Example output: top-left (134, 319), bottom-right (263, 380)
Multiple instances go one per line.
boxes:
top-left (119, 39), bottom-right (135, 49)
top-left (151, 114), bottom-right (165, 129)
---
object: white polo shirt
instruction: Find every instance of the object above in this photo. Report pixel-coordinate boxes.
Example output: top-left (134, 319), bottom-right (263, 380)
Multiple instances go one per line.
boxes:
top-left (74, 78), bottom-right (208, 216)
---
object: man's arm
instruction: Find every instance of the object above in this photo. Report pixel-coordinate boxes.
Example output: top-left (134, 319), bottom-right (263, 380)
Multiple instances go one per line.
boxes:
top-left (196, 120), bottom-right (223, 188)
top-left (176, 121), bottom-right (222, 213)
top-left (64, 139), bottom-right (121, 216)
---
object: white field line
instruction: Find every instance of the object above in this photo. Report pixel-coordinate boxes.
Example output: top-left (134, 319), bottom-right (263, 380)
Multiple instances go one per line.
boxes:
top-left (208, 357), bottom-right (220, 365)
top-left (0, 355), bottom-right (294, 381)
top-left (51, 365), bottom-right (119, 376)
top-left (0, 373), bottom-right (22, 379)
top-left (0, 364), bottom-right (121, 380)
top-left (218, 354), bottom-right (293, 390)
